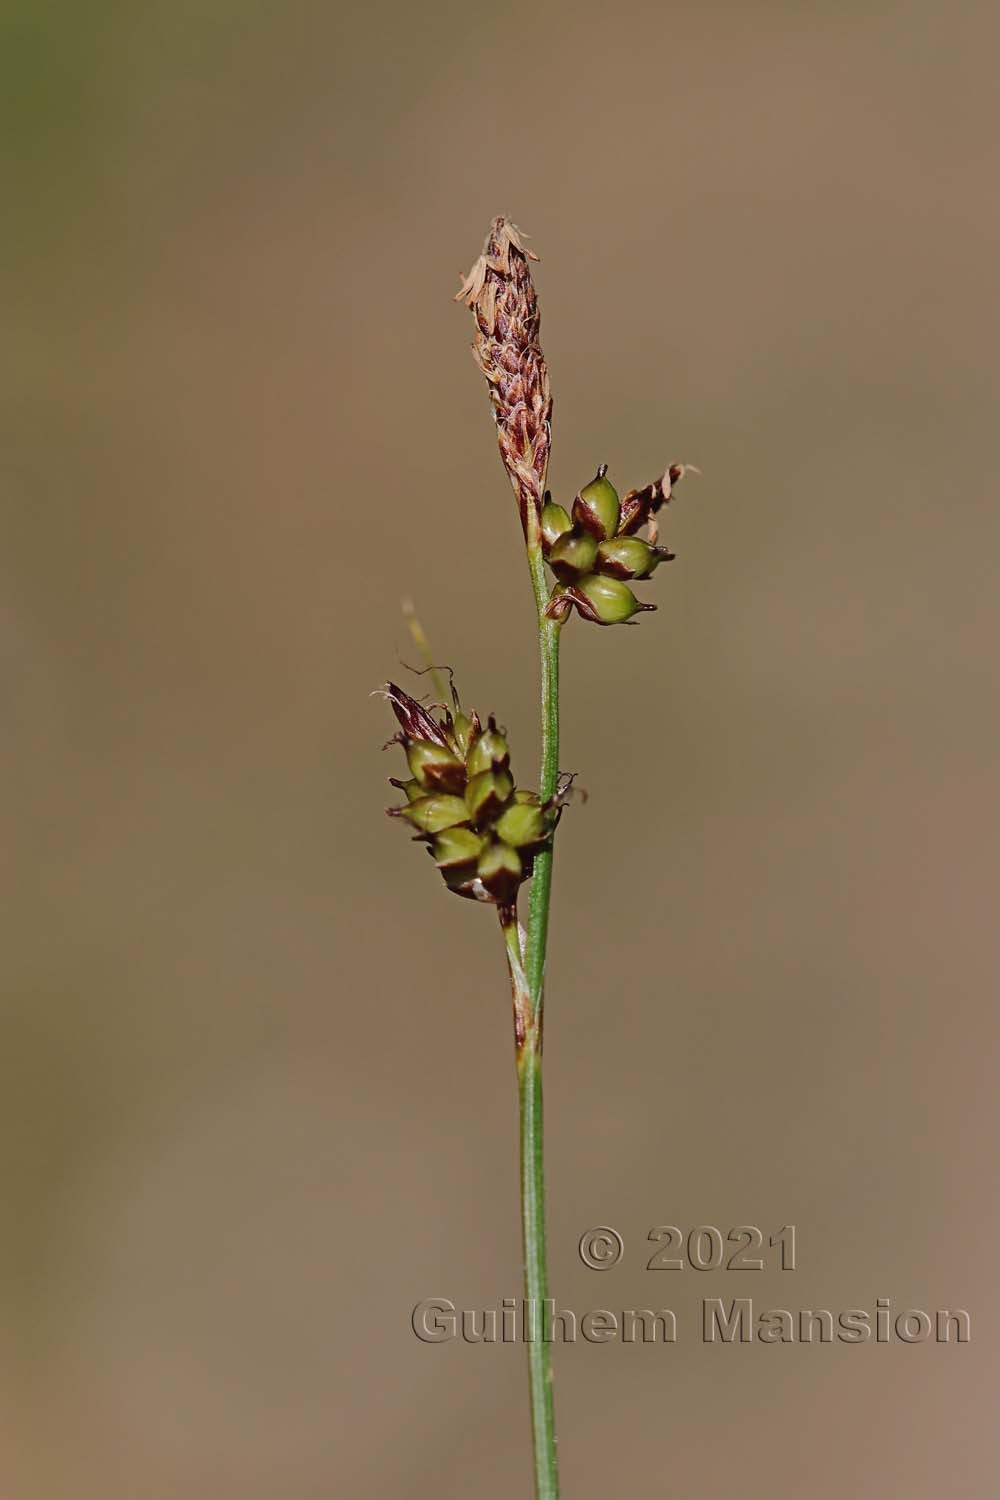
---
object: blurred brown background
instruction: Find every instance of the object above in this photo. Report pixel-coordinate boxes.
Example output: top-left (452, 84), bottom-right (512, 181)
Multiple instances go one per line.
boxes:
top-left (4, 1), bottom-right (998, 1495)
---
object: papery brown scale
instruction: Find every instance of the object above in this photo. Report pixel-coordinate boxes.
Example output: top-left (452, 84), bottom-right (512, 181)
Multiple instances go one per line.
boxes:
top-left (384, 682), bottom-right (451, 748)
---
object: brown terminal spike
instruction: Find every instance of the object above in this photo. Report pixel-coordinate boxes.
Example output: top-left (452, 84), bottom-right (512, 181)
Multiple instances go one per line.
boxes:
top-left (455, 218), bottom-right (552, 536)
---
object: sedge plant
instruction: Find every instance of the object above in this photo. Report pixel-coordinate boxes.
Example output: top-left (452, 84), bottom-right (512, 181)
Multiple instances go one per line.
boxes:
top-left (381, 218), bottom-right (693, 1499)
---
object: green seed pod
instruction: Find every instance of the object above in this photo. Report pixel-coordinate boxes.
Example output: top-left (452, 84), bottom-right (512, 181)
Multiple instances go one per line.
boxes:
top-left (465, 767), bottom-right (515, 824)
top-left (495, 800), bottom-right (549, 849)
top-left (389, 776), bottom-right (425, 803)
top-left (406, 738), bottom-right (466, 793)
top-left (513, 788), bottom-right (540, 806)
top-left (432, 825), bottom-right (486, 870)
top-left (450, 709), bottom-right (481, 759)
top-left (572, 466), bottom-right (621, 541)
top-left (596, 536), bottom-right (669, 580)
top-left (540, 500), bottom-right (573, 552)
top-left (466, 721), bottom-right (511, 777)
top-left (548, 529), bottom-right (599, 582)
top-left (569, 573), bottom-right (656, 626)
top-left (476, 839), bottom-right (523, 905)
top-left (397, 793), bottom-right (470, 834)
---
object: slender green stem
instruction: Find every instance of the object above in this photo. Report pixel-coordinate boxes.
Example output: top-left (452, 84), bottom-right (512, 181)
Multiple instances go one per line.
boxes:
top-left (509, 523), bottom-right (562, 1500)
top-left (518, 1034), bottom-right (557, 1500)
top-left (526, 609), bottom-right (561, 1016)
top-left (525, 523), bottom-right (562, 1022)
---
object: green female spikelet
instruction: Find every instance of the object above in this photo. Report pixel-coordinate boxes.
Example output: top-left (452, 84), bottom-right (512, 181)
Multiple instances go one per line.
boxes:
top-left (542, 463), bottom-right (694, 625)
top-left (383, 682), bottom-right (558, 909)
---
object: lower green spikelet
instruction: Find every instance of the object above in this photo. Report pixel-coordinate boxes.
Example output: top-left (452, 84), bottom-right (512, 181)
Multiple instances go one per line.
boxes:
top-left (382, 681), bottom-right (559, 905)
